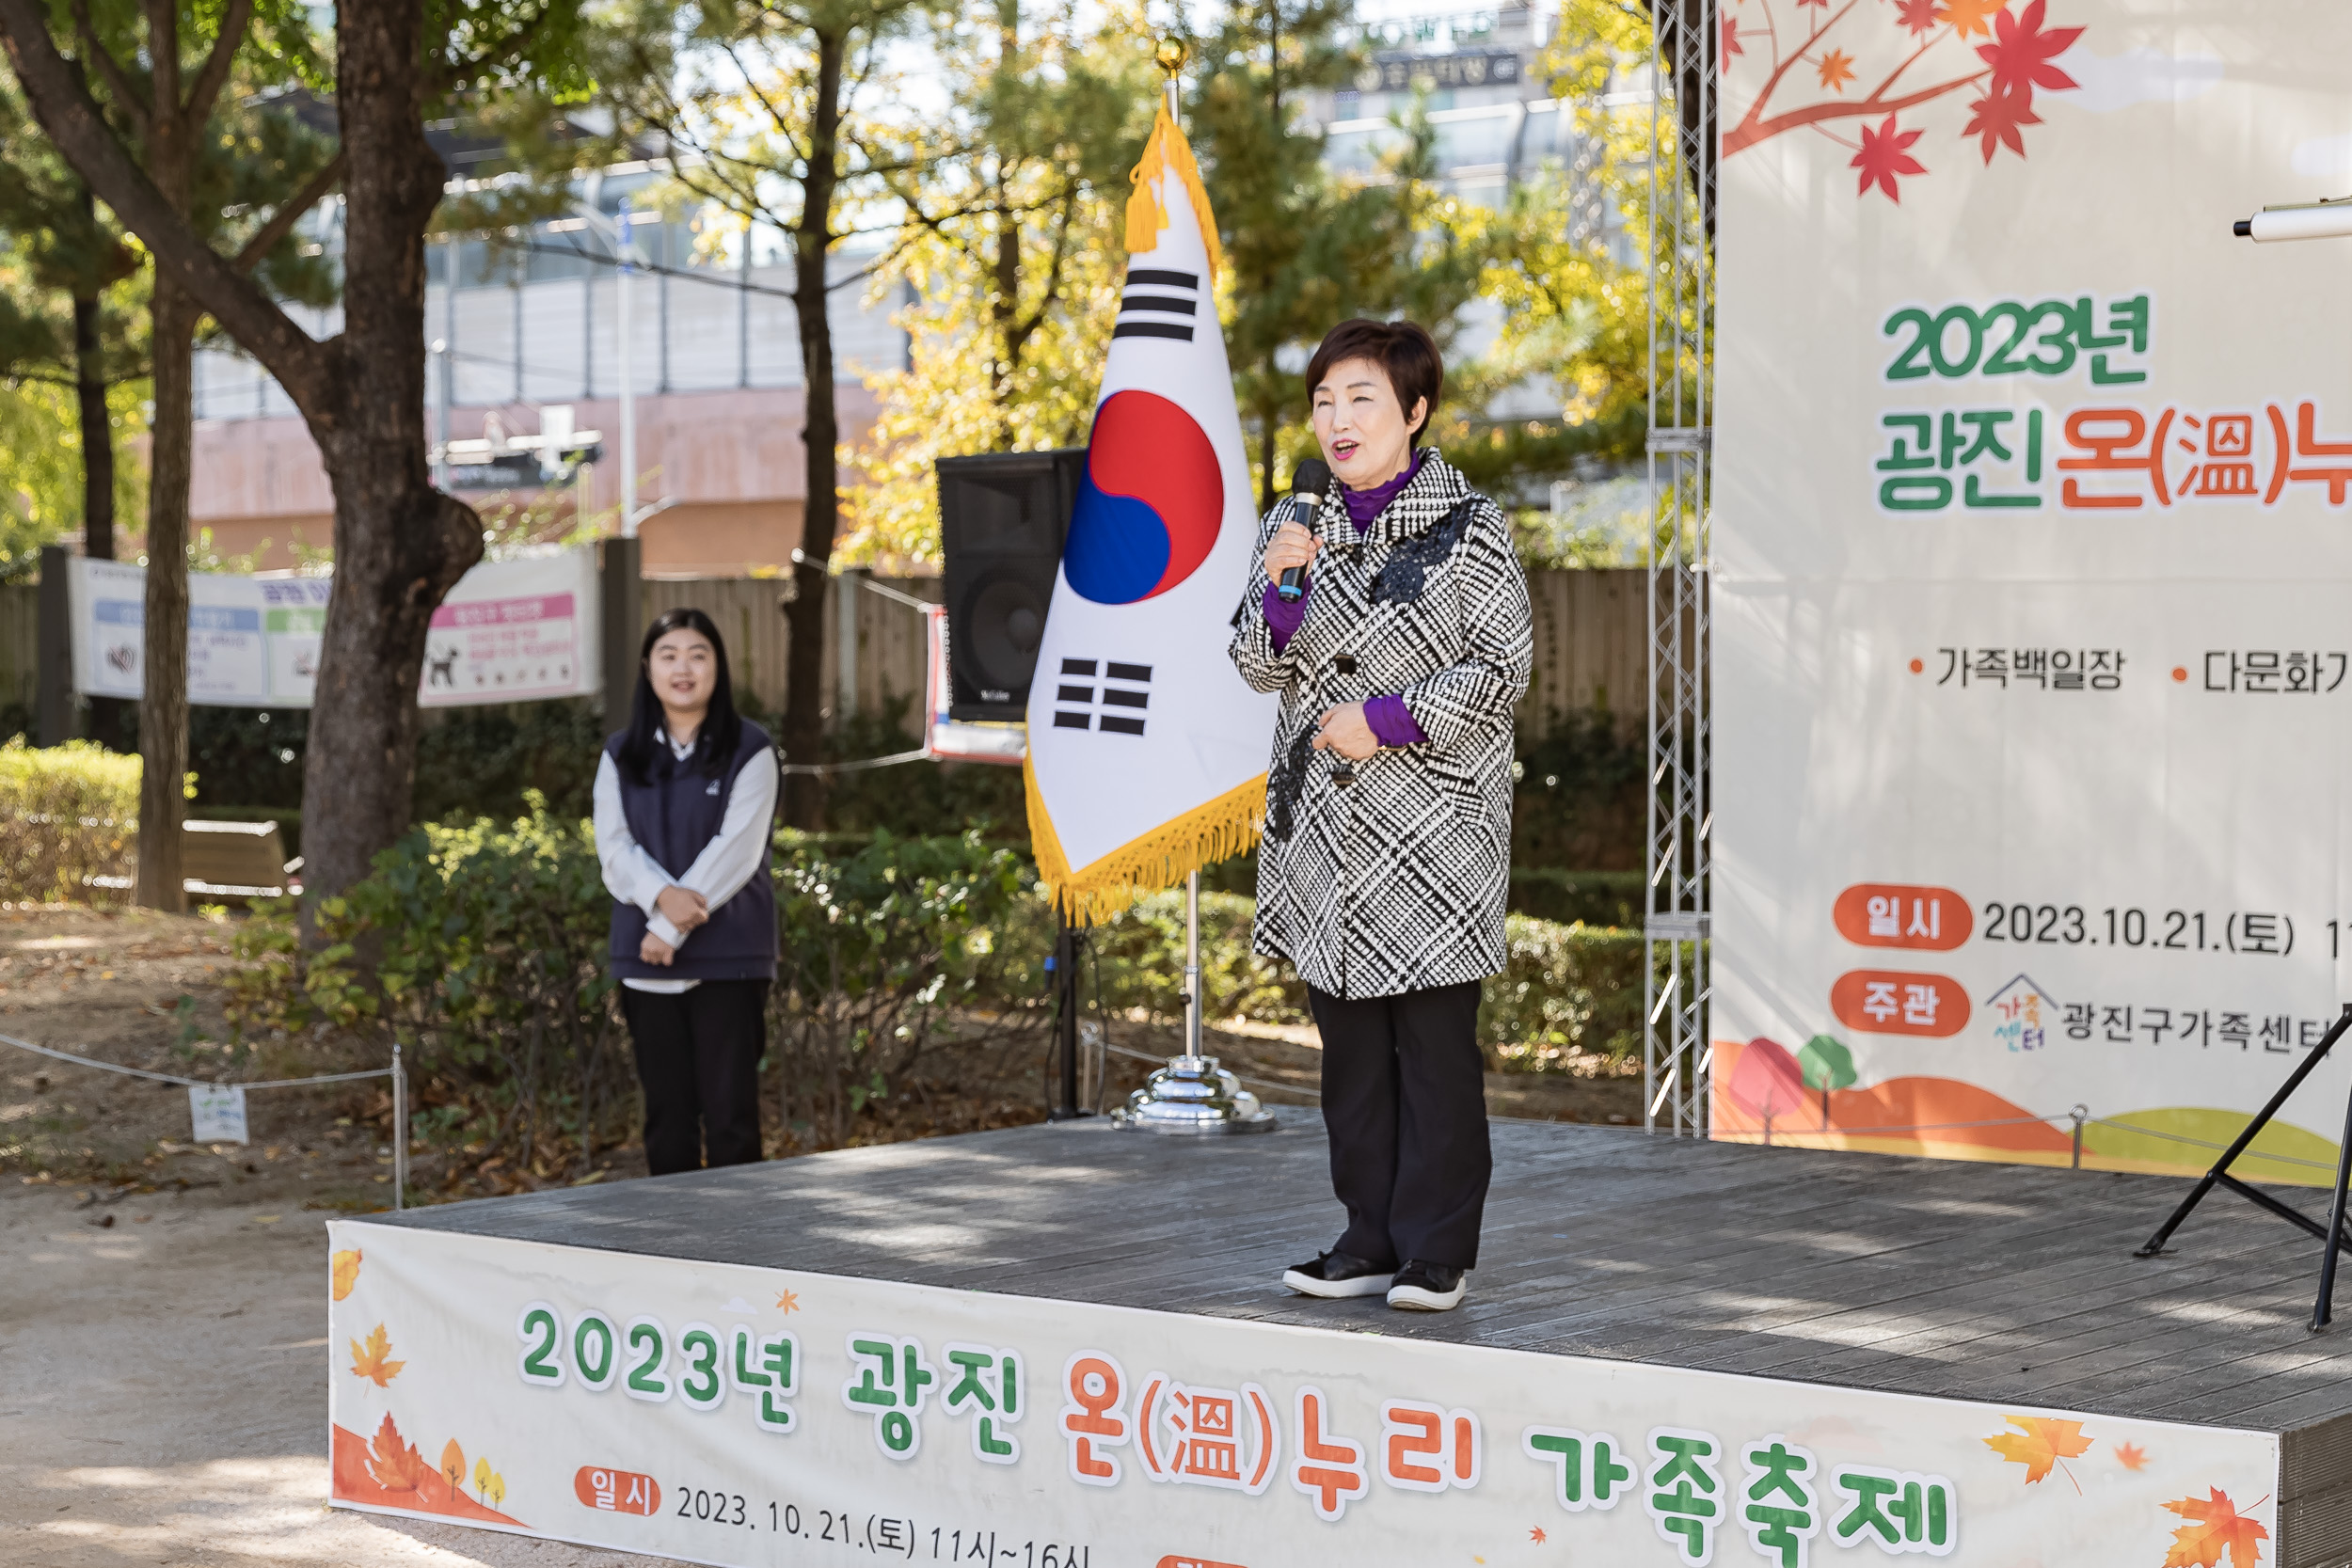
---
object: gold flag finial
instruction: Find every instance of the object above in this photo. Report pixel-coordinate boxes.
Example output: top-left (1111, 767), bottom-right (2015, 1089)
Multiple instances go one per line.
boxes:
top-left (1154, 36), bottom-right (1188, 77)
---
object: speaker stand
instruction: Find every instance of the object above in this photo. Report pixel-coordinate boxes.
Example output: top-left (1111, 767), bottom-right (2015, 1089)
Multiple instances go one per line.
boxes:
top-left (2136, 1003), bottom-right (2352, 1331)
top-left (1113, 872), bottom-right (1276, 1135)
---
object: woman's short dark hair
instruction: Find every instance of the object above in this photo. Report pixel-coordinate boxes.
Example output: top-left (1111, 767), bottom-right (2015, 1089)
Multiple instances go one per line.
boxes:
top-left (1305, 319), bottom-right (1442, 441)
top-left (618, 606), bottom-right (744, 785)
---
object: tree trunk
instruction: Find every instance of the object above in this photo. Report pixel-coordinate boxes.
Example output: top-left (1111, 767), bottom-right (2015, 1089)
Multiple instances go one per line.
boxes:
top-left (78, 265), bottom-right (131, 742)
top-left (135, 276), bottom-right (195, 912)
top-left (779, 27), bottom-right (847, 830)
top-left (72, 302), bottom-right (112, 557)
top-left (295, 0), bottom-right (482, 902)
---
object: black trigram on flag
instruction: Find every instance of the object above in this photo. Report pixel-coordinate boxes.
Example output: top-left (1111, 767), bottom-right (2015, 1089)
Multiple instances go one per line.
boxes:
top-left (1052, 658), bottom-right (1152, 736)
top-left (1112, 269), bottom-right (1197, 342)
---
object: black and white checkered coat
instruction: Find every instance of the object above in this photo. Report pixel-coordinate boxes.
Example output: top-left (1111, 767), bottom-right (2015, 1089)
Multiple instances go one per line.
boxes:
top-left (1230, 451), bottom-right (1533, 1000)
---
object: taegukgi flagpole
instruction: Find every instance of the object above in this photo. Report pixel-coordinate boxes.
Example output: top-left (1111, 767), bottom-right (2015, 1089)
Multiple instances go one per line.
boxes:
top-left (1020, 32), bottom-right (1277, 1132)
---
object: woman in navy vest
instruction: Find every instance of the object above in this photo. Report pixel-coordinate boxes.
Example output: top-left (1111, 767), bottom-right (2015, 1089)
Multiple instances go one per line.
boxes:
top-left (594, 608), bottom-right (779, 1176)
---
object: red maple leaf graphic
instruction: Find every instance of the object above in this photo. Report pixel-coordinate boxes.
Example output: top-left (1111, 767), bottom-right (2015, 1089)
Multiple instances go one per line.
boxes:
top-left (1723, 15), bottom-right (1743, 59)
top-left (1976, 0), bottom-right (2084, 99)
top-left (1852, 116), bottom-right (1928, 202)
top-left (1963, 86), bottom-right (2043, 162)
top-left (1895, 0), bottom-right (1941, 35)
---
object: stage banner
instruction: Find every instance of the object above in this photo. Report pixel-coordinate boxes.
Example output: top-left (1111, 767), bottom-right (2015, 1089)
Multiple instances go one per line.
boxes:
top-left (326, 1221), bottom-right (2277, 1565)
top-left (1712, 2), bottom-right (2352, 1180)
top-left (1023, 100), bottom-right (1279, 917)
top-left (64, 546), bottom-right (599, 709)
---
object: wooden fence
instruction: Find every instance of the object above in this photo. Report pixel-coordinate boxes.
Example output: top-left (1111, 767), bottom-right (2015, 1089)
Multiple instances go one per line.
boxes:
top-left (5, 567), bottom-right (1660, 739)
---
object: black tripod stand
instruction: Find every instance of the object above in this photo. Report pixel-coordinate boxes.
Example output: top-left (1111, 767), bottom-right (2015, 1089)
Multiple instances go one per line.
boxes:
top-left (2136, 1004), bottom-right (2352, 1331)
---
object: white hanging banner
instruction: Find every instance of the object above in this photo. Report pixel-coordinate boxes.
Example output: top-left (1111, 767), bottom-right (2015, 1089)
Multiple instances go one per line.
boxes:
top-left (65, 547), bottom-right (600, 709)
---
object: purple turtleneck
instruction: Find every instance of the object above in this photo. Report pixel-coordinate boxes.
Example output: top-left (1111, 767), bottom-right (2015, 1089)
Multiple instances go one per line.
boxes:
top-left (1260, 450), bottom-right (1429, 748)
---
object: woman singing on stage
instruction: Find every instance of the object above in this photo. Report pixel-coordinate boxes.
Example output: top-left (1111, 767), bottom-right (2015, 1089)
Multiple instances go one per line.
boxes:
top-left (1231, 319), bottom-right (1533, 1311)
top-left (595, 608), bottom-right (780, 1176)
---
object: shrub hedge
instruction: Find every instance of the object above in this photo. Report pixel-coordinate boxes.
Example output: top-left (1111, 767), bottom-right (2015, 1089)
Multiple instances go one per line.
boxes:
top-left (0, 738), bottom-right (139, 901)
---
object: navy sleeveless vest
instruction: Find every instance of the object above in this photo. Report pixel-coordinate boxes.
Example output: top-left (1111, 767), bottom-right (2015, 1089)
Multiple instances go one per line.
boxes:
top-left (605, 721), bottom-right (779, 982)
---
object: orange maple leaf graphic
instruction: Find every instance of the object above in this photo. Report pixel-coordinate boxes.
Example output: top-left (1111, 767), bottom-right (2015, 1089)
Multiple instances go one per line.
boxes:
top-left (776, 1290), bottom-right (801, 1313)
top-left (1529, 1526), bottom-right (1548, 1544)
top-left (1936, 0), bottom-right (2004, 39)
top-left (331, 1249), bottom-right (361, 1303)
top-left (1984, 1415), bottom-right (2094, 1490)
top-left (365, 1412), bottom-right (430, 1494)
top-left (2117, 1442), bottom-right (2150, 1472)
top-left (1817, 48), bottom-right (1858, 92)
top-left (2163, 1487), bottom-right (2269, 1568)
top-left (349, 1323), bottom-right (405, 1387)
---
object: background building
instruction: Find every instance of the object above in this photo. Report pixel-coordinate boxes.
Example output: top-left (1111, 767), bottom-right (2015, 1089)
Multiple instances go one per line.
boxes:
top-left (188, 160), bottom-right (907, 578)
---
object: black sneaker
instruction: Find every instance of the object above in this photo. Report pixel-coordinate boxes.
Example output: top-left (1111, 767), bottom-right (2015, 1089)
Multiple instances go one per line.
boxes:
top-left (1387, 1259), bottom-right (1467, 1312)
top-left (1281, 1249), bottom-right (1395, 1299)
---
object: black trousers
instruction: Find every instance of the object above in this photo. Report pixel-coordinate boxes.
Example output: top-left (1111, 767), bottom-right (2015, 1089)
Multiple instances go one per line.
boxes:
top-left (1309, 979), bottom-right (1491, 1271)
top-left (621, 980), bottom-right (770, 1177)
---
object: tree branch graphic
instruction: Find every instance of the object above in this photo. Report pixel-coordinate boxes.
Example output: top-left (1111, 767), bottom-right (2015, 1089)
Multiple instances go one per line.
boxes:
top-left (1722, 0), bottom-right (2085, 200)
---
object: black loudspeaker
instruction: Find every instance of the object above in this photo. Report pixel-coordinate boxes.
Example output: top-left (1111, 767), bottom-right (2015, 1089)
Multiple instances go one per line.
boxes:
top-left (936, 448), bottom-right (1084, 722)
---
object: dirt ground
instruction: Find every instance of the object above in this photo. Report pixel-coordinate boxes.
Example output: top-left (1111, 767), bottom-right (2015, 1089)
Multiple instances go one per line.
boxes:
top-left (0, 901), bottom-right (1638, 1565)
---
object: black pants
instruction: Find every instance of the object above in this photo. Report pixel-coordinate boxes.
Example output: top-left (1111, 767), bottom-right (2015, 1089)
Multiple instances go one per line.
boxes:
top-left (1310, 979), bottom-right (1490, 1271)
top-left (621, 980), bottom-right (770, 1176)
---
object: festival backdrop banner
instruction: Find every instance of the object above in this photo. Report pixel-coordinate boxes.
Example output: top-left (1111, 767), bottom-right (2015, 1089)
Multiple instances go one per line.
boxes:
top-left (1023, 102), bottom-right (1279, 916)
top-left (1712, 1), bottom-right (2352, 1179)
top-left (325, 1219), bottom-right (2278, 1565)
top-left (65, 546), bottom-right (599, 709)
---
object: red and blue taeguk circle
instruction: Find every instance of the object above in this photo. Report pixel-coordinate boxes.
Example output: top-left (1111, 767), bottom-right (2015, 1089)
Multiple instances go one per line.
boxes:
top-left (1063, 390), bottom-right (1224, 605)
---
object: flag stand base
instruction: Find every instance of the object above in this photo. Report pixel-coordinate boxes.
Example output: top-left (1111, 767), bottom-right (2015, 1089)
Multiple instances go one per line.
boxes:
top-left (1113, 1054), bottom-right (1277, 1134)
top-left (1111, 871), bottom-right (1278, 1135)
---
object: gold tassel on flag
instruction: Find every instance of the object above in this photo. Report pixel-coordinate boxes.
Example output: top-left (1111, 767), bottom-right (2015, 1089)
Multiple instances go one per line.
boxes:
top-left (1124, 103), bottom-right (1225, 283)
top-left (1028, 760), bottom-right (1265, 922)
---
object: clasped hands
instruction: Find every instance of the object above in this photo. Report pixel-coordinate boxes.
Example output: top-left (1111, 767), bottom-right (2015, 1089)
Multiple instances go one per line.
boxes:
top-left (640, 884), bottom-right (708, 966)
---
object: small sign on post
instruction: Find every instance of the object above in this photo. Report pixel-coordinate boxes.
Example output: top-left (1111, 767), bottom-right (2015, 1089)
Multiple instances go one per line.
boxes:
top-left (188, 1084), bottom-right (250, 1145)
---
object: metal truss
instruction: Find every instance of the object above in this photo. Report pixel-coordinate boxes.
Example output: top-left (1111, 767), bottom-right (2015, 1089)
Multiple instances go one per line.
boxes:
top-left (1644, 0), bottom-right (1716, 1137)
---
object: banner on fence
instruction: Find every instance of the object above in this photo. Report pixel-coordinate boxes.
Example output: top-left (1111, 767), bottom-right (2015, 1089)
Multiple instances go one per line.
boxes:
top-left (1711, 3), bottom-right (2352, 1179)
top-left (326, 1222), bottom-right (2275, 1566)
top-left (65, 548), bottom-right (599, 709)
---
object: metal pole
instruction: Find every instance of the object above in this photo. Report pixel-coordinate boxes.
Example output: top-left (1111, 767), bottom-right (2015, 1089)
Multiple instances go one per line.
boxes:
top-left (1183, 870), bottom-right (1203, 1066)
top-left (619, 198), bottom-right (639, 538)
top-left (391, 1040), bottom-right (407, 1212)
top-left (1049, 913), bottom-right (1081, 1120)
top-left (2315, 1074), bottom-right (2352, 1329)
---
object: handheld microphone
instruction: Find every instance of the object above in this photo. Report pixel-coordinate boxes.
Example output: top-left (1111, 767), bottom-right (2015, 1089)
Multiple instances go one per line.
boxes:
top-left (1276, 459), bottom-right (1331, 604)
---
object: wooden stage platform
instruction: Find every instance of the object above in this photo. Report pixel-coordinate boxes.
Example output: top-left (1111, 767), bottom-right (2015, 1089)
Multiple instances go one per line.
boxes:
top-left (353, 1113), bottom-right (2352, 1565)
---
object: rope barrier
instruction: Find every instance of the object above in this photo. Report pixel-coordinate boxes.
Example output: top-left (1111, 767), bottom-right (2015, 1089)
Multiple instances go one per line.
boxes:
top-left (2084, 1115), bottom-right (2342, 1172)
top-left (0, 1030), bottom-right (390, 1090)
top-left (2, 1030), bottom-right (411, 1211)
top-left (777, 747), bottom-right (931, 778)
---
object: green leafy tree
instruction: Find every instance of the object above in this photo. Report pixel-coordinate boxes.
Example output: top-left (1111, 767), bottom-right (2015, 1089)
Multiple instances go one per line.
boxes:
top-left (599, 0), bottom-right (954, 828)
top-left (1189, 8), bottom-right (1490, 510)
top-left (0, 1), bottom-right (340, 907)
top-left (838, 0), bottom-right (1158, 569)
top-left (0, 77), bottom-right (146, 569)
top-left (0, 0), bottom-right (596, 912)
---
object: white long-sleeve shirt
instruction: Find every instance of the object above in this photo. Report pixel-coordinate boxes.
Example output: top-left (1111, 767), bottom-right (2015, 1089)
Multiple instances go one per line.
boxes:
top-left (594, 728), bottom-right (779, 993)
